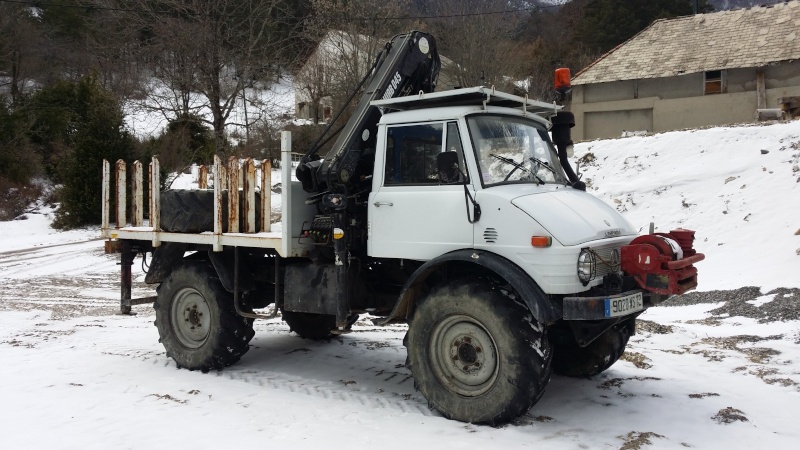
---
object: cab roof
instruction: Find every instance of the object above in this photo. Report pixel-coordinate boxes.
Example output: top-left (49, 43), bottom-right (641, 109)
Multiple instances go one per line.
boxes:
top-left (371, 86), bottom-right (560, 117)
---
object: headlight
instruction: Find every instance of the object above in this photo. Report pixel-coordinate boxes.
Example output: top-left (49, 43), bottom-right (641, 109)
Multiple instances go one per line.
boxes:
top-left (577, 249), bottom-right (596, 285)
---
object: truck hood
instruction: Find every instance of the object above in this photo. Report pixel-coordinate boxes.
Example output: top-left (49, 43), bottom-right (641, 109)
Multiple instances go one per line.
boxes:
top-left (510, 189), bottom-right (637, 246)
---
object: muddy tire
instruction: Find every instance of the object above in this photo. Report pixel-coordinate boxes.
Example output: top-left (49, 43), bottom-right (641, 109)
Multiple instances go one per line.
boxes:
top-left (406, 279), bottom-right (553, 425)
top-left (154, 262), bottom-right (255, 371)
top-left (551, 320), bottom-right (633, 378)
top-left (282, 311), bottom-right (336, 340)
top-left (160, 189), bottom-right (261, 233)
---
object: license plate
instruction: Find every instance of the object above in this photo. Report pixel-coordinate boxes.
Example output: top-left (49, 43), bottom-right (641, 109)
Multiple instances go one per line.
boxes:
top-left (604, 292), bottom-right (644, 318)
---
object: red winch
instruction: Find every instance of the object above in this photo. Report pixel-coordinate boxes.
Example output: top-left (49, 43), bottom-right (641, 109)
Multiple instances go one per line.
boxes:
top-left (620, 229), bottom-right (705, 295)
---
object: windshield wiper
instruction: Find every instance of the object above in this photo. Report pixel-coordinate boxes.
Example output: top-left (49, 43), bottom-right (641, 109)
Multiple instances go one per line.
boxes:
top-left (530, 157), bottom-right (557, 176)
top-left (489, 153), bottom-right (545, 185)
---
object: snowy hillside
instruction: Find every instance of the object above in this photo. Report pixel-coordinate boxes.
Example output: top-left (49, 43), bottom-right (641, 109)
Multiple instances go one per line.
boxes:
top-left (1, 122), bottom-right (799, 448)
top-left (574, 121), bottom-right (800, 291)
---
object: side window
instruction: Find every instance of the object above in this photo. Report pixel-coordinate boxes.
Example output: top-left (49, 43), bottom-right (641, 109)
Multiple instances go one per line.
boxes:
top-left (384, 123), bottom-right (444, 185)
top-left (443, 122), bottom-right (468, 184)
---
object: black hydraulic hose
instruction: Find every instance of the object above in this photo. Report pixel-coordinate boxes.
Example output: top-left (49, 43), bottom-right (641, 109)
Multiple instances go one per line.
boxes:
top-left (312, 123), bottom-right (346, 152)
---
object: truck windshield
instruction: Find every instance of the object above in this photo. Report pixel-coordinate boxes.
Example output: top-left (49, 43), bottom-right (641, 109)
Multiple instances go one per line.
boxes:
top-left (467, 115), bottom-right (568, 187)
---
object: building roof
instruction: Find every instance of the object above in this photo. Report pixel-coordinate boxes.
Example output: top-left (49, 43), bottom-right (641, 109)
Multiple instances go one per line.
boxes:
top-left (573, 1), bottom-right (800, 85)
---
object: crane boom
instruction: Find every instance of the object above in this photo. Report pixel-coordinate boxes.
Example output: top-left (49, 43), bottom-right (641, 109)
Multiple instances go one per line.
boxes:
top-left (296, 31), bottom-right (440, 194)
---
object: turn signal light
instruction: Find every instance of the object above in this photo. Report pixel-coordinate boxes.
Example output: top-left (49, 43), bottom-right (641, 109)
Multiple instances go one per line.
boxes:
top-left (531, 236), bottom-right (552, 248)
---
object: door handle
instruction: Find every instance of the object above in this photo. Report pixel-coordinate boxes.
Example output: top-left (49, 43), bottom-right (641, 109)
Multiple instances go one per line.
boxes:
top-left (373, 201), bottom-right (394, 207)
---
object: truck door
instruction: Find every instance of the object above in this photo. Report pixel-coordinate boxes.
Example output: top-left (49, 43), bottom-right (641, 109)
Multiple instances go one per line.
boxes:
top-left (368, 121), bottom-right (474, 260)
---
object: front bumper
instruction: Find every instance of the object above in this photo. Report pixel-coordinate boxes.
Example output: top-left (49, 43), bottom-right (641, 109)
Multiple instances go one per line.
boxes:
top-left (563, 289), bottom-right (647, 320)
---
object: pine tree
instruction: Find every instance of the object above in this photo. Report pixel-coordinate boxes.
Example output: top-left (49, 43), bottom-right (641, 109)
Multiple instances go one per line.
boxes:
top-left (25, 76), bottom-right (135, 229)
top-left (0, 100), bottom-right (38, 184)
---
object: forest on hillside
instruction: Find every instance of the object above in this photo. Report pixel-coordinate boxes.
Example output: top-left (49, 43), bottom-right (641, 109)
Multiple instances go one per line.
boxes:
top-left (0, 0), bottom-right (774, 226)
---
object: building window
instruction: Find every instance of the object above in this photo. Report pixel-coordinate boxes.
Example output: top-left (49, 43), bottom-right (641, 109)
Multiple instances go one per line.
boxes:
top-left (704, 70), bottom-right (726, 95)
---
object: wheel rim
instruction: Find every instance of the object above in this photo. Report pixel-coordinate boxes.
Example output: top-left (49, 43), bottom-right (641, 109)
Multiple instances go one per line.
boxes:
top-left (429, 315), bottom-right (499, 397)
top-left (170, 287), bottom-right (211, 348)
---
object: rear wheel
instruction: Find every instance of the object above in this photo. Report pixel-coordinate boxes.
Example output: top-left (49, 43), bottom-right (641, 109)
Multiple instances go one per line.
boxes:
top-left (406, 279), bottom-right (552, 425)
top-left (154, 262), bottom-right (254, 371)
top-left (551, 320), bottom-right (633, 378)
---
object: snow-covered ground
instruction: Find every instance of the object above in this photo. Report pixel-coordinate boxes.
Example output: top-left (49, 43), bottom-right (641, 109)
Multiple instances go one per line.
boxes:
top-left (1, 121), bottom-right (799, 449)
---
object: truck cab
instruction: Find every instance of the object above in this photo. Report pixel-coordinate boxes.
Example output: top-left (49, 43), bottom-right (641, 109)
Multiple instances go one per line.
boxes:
top-left (367, 88), bottom-right (637, 295)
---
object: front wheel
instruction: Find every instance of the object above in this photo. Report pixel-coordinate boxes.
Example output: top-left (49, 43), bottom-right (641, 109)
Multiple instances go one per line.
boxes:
top-left (406, 279), bottom-right (553, 425)
top-left (154, 262), bottom-right (255, 371)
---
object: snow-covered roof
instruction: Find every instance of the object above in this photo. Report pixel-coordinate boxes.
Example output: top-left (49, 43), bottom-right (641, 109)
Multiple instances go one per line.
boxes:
top-left (573, 1), bottom-right (800, 85)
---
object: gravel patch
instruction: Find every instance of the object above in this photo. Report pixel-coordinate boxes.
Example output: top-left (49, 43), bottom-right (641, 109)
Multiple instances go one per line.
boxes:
top-left (712, 407), bottom-right (748, 424)
top-left (618, 431), bottom-right (665, 450)
top-left (620, 351), bottom-right (653, 369)
top-left (659, 287), bottom-right (800, 323)
top-left (689, 392), bottom-right (720, 399)
top-left (661, 286), bottom-right (762, 307)
top-left (636, 319), bottom-right (674, 334)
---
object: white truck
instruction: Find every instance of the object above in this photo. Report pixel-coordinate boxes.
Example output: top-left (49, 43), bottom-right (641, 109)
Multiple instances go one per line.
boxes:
top-left (102, 31), bottom-right (704, 425)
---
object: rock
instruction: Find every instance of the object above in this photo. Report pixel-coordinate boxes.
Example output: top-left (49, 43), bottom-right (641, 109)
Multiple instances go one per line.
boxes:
top-left (724, 176), bottom-right (736, 184)
top-left (712, 407), bottom-right (748, 424)
top-left (761, 149), bottom-right (769, 154)
top-left (795, 229), bottom-right (800, 236)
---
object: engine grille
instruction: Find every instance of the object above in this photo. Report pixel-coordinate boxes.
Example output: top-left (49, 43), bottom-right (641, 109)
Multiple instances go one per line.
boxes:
top-left (589, 244), bottom-right (622, 279)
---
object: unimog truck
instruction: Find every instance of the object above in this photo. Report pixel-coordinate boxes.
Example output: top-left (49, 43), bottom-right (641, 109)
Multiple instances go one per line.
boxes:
top-left (102, 31), bottom-right (704, 425)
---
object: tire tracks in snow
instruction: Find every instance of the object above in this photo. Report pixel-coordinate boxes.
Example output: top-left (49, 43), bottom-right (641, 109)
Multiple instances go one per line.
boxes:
top-left (126, 342), bottom-right (434, 417)
top-left (222, 369), bottom-right (433, 416)
top-left (0, 239), bottom-right (434, 417)
top-left (0, 237), bottom-right (104, 258)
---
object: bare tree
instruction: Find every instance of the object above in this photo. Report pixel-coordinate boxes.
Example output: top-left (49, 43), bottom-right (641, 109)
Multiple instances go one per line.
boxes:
top-left (299, 0), bottom-right (412, 120)
top-left (0, 4), bottom-right (47, 104)
top-left (294, 51), bottom-right (334, 124)
top-left (424, 0), bottom-right (528, 91)
top-left (106, 0), bottom-right (307, 155)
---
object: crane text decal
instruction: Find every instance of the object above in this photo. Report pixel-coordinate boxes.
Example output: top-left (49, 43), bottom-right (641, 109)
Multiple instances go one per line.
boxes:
top-left (382, 72), bottom-right (402, 99)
